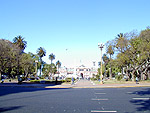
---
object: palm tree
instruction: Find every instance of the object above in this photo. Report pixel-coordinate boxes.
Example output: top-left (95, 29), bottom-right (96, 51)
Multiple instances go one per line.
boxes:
top-left (56, 60), bottom-right (61, 76)
top-left (102, 54), bottom-right (109, 78)
top-left (106, 41), bottom-right (114, 79)
top-left (49, 53), bottom-right (55, 64)
top-left (56, 60), bottom-right (61, 68)
top-left (13, 35), bottom-right (27, 78)
top-left (49, 53), bottom-right (55, 77)
top-left (13, 35), bottom-right (27, 52)
top-left (116, 33), bottom-right (129, 75)
top-left (116, 33), bottom-right (128, 53)
top-left (37, 47), bottom-right (46, 76)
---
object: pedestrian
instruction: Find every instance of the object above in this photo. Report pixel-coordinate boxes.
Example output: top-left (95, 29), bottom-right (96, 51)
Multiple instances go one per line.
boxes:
top-left (55, 77), bottom-right (58, 85)
top-left (72, 77), bottom-right (74, 85)
top-left (1, 75), bottom-right (4, 83)
top-left (136, 77), bottom-right (139, 84)
top-left (18, 76), bottom-right (22, 85)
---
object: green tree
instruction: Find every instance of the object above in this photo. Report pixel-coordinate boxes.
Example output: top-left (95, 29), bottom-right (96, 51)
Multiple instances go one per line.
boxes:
top-left (13, 35), bottom-right (27, 52)
top-left (113, 29), bottom-right (150, 81)
top-left (49, 53), bottom-right (55, 77)
top-left (115, 33), bottom-right (129, 53)
top-left (13, 35), bottom-right (27, 78)
top-left (115, 33), bottom-right (129, 75)
top-left (20, 53), bottom-right (35, 77)
top-left (137, 27), bottom-right (150, 80)
top-left (42, 64), bottom-right (51, 78)
top-left (102, 54), bottom-right (109, 78)
top-left (106, 40), bottom-right (115, 79)
top-left (0, 39), bottom-right (12, 78)
top-left (50, 63), bottom-right (57, 78)
top-left (37, 47), bottom-right (46, 76)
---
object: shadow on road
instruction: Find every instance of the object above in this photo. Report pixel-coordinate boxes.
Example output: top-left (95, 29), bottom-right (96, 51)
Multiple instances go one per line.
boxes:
top-left (130, 88), bottom-right (150, 112)
top-left (0, 86), bottom-right (70, 97)
top-left (0, 106), bottom-right (23, 112)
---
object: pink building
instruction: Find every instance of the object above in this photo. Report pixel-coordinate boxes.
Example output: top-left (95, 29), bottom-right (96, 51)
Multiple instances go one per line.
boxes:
top-left (58, 65), bottom-right (98, 79)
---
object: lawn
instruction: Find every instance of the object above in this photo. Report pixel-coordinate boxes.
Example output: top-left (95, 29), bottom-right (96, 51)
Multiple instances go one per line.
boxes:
top-left (93, 79), bottom-right (150, 84)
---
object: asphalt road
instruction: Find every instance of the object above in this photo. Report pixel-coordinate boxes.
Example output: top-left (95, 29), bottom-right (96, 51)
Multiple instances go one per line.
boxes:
top-left (0, 87), bottom-right (150, 113)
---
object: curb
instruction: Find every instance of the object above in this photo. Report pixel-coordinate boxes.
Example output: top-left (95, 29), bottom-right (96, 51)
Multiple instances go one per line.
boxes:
top-left (71, 85), bottom-right (150, 88)
top-left (1, 84), bottom-right (150, 89)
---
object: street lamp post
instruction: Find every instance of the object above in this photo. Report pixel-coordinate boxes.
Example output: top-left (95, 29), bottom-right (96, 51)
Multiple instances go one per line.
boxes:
top-left (98, 43), bottom-right (104, 84)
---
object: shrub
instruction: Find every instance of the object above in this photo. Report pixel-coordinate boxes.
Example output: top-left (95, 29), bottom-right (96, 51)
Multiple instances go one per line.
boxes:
top-left (61, 80), bottom-right (66, 83)
top-left (115, 74), bottom-right (123, 81)
top-left (91, 77), bottom-right (97, 81)
top-left (30, 80), bottom-right (40, 83)
top-left (65, 78), bottom-right (72, 82)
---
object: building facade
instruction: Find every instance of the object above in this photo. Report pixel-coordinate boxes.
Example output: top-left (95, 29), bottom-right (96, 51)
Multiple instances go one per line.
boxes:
top-left (76, 65), bottom-right (97, 79)
top-left (58, 65), bottom-right (98, 79)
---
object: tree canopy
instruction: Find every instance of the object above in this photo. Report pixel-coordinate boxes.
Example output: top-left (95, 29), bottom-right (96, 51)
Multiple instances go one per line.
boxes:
top-left (104, 27), bottom-right (150, 81)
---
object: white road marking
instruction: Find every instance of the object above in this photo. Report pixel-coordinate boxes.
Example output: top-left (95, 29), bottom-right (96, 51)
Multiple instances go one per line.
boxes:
top-left (95, 93), bottom-right (106, 95)
top-left (91, 98), bottom-right (108, 101)
top-left (91, 110), bottom-right (117, 112)
top-left (132, 98), bottom-right (150, 100)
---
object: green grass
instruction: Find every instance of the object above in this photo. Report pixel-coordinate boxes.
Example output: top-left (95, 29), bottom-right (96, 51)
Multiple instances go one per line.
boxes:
top-left (94, 80), bottom-right (123, 84)
top-left (93, 79), bottom-right (150, 84)
top-left (30, 79), bottom-right (52, 82)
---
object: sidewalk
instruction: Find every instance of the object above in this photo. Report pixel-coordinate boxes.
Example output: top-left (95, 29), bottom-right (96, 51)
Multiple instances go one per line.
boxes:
top-left (0, 80), bottom-right (150, 88)
top-left (72, 79), bottom-right (150, 88)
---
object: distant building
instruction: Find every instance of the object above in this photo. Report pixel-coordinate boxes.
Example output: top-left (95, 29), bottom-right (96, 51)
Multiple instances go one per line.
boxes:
top-left (76, 65), bottom-right (97, 78)
top-left (58, 64), bottom-right (98, 79)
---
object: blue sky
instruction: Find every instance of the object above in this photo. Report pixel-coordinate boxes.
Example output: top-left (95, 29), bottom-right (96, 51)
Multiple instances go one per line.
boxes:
top-left (0, 0), bottom-right (150, 67)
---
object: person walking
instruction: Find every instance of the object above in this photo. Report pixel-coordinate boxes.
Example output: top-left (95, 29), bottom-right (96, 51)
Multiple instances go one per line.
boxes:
top-left (71, 77), bottom-right (74, 85)
top-left (1, 75), bottom-right (4, 83)
top-left (136, 77), bottom-right (139, 84)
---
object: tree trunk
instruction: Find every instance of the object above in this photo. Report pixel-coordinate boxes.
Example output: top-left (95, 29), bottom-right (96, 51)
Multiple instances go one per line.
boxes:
top-left (126, 66), bottom-right (130, 80)
top-left (132, 70), bottom-right (135, 81)
top-left (148, 71), bottom-right (150, 80)
top-left (109, 55), bottom-right (112, 79)
top-left (121, 66), bottom-right (124, 75)
top-left (109, 68), bottom-right (112, 79)
top-left (40, 57), bottom-right (42, 76)
top-left (104, 65), bottom-right (106, 78)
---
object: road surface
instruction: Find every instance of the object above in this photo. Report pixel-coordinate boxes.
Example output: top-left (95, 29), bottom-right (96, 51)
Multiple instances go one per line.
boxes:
top-left (0, 83), bottom-right (150, 113)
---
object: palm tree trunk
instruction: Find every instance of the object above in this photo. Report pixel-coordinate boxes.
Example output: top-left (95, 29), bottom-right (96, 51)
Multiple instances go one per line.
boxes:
top-left (50, 60), bottom-right (53, 77)
top-left (40, 57), bottom-right (42, 76)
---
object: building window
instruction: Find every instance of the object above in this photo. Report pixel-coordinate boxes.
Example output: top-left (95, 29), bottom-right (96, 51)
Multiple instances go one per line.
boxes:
top-left (80, 69), bottom-right (84, 71)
